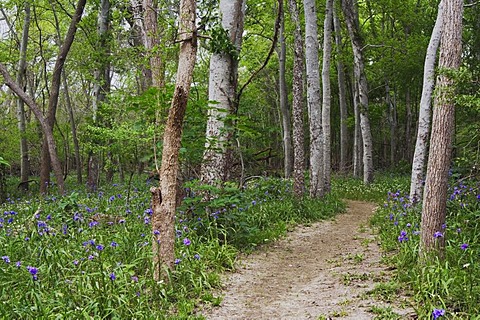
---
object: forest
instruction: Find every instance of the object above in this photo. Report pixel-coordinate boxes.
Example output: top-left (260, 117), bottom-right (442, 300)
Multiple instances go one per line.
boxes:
top-left (0, 0), bottom-right (479, 318)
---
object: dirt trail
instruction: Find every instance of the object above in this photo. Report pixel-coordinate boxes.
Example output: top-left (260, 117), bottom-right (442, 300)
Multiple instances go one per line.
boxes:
top-left (202, 200), bottom-right (415, 320)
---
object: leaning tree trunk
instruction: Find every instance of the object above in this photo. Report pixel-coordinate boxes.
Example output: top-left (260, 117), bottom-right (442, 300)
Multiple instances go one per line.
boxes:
top-left (420, 0), bottom-right (463, 260)
top-left (200, 0), bottom-right (246, 187)
top-left (341, 0), bottom-right (374, 184)
top-left (410, 0), bottom-right (444, 202)
top-left (143, 0), bottom-right (164, 88)
top-left (321, 0), bottom-right (334, 193)
top-left (333, 1), bottom-right (349, 174)
top-left (150, 0), bottom-right (197, 281)
top-left (287, 0), bottom-right (305, 197)
top-left (277, 7), bottom-right (293, 179)
top-left (304, 0), bottom-right (324, 197)
top-left (16, 1), bottom-right (31, 191)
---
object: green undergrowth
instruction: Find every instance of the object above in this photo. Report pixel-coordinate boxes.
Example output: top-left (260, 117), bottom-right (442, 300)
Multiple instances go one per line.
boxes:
top-left (367, 176), bottom-right (480, 318)
top-left (0, 176), bottom-right (344, 319)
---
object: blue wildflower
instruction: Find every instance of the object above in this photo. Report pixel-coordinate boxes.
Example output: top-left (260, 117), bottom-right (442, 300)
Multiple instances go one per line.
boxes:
top-left (109, 272), bottom-right (116, 281)
top-left (183, 238), bottom-right (191, 246)
top-left (2, 256), bottom-right (10, 263)
top-left (460, 243), bottom-right (468, 250)
top-left (434, 231), bottom-right (443, 238)
top-left (432, 308), bottom-right (445, 319)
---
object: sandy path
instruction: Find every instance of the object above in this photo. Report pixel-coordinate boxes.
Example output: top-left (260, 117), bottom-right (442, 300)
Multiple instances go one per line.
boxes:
top-left (201, 200), bottom-right (415, 320)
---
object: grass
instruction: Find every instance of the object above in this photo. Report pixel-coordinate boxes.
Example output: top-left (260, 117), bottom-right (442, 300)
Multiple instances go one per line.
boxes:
top-left (0, 176), bottom-right (345, 319)
top-left (335, 173), bottom-right (480, 318)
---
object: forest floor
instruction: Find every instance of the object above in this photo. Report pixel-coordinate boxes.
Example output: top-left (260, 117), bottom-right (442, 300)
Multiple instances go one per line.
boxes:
top-left (201, 200), bottom-right (416, 320)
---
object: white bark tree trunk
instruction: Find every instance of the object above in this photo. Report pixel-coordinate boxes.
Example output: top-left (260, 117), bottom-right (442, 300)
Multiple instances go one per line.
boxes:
top-left (278, 7), bottom-right (293, 179)
top-left (201, 0), bottom-right (245, 186)
top-left (333, 2), bottom-right (349, 174)
top-left (321, 0), bottom-right (334, 192)
top-left (410, 0), bottom-right (444, 202)
top-left (288, 0), bottom-right (306, 197)
top-left (420, 0), bottom-right (463, 259)
top-left (303, 0), bottom-right (324, 197)
top-left (341, 0), bottom-right (374, 184)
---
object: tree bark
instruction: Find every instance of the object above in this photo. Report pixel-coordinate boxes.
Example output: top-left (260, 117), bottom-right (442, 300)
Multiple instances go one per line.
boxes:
top-left (88, 0), bottom-right (111, 191)
top-left (341, 0), bottom-right (374, 184)
top-left (333, 2), bottom-right (349, 174)
top-left (321, 0), bottom-right (334, 193)
top-left (143, 0), bottom-right (164, 88)
top-left (151, 0), bottom-right (197, 281)
top-left (200, 0), bottom-right (246, 186)
top-left (287, 0), bottom-right (305, 197)
top-left (277, 6), bottom-right (293, 179)
top-left (39, 0), bottom-right (86, 194)
top-left (304, 0), bottom-right (324, 197)
top-left (16, 2), bottom-right (31, 191)
top-left (420, 0), bottom-right (463, 259)
top-left (62, 69), bottom-right (82, 184)
top-left (410, 0), bottom-right (444, 202)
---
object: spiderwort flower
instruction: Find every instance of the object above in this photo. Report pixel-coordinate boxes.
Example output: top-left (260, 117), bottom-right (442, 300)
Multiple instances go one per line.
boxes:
top-left (109, 272), bottom-right (116, 281)
top-left (183, 238), bottom-right (191, 246)
top-left (26, 266), bottom-right (38, 281)
top-left (398, 230), bottom-right (409, 243)
top-left (96, 245), bottom-right (104, 251)
top-left (110, 241), bottom-right (118, 247)
top-left (460, 243), bottom-right (469, 250)
top-left (15, 261), bottom-right (21, 268)
top-left (433, 231), bottom-right (443, 238)
top-left (194, 254), bottom-right (201, 260)
top-left (174, 258), bottom-right (181, 265)
top-left (432, 308), bottom-right (445, 319)
top-left (2, 256), bottom-right (10, 263)
top-left (131, 276), bottom-right (138, 282)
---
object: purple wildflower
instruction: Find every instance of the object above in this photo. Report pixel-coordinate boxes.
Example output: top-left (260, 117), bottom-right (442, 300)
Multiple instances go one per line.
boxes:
top-left (460, 243), bottom-right (469, 250)
top-left (109, 272), bottom-right (116, 281)
top-left (432, 308), bottom-right (445, 319)
top-left (2, 256), bottom-right (10, 263)
top-left (434, 231), bottom-right (443, 238)
top-left (183, 238), bottom-right (191, 246)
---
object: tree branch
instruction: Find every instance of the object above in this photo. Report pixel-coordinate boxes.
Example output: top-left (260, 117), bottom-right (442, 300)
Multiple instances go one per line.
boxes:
top-left (236, 0), bottom-right (282, 102)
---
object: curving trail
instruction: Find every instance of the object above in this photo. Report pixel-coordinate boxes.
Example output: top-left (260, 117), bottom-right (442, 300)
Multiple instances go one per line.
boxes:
top-left (202, 200), bottom-right (415, 320)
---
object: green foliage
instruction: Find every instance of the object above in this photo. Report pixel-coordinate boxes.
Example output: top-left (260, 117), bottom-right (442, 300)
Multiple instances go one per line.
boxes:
top-left (0, 176), bottom-right (344, 318)
top-left (208, 25), bottom-right (239, 60)
top-left (371, 177), bottom-right (480, 318)
top-left (332, 174), bottom-right (410, 203)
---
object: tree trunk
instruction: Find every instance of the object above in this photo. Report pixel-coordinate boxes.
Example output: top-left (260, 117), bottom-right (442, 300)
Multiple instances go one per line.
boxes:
top-left (420, 0), bottom-right (463, 259)
top-left (386, 81), bottom-right (397, 167)
top-left (353, 79), bottom-right (362, 178)
top-left (16, 2), bottom-right (31, 192)
top-left (341, 0), bottom-right (374, 184)
top-left (200, 0), bottom-right (246, 186)
top-left (321, 0), bottom-right (334, 193)
top-left (88, 0), bottom-right (111, 191)
top-left (333, 2), bottom-right (349, 174)
top-left (151, 0), bottom-right (197, 281)
top-left (143, 0), bottom-right (164, 88)
top-left (304, 0), bottom-right (324, 197)
top-left (287, 0), bottom-right (305, 197)
top-left (277, 6), bottom-right (293, 179)
top-left (62, 70), bottom-right (82, 184)
top-left (410, 0), bottom-right (444, 202)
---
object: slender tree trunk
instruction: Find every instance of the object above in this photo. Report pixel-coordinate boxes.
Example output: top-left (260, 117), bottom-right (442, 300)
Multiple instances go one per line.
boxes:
top-left (88, 0), bottom-right (111, 191)
top-left (150, 0), bottom-right (197, 281)
top-left (420, 0), bottom-right (463, 259)
top-left (62, 70), bottom-right (82, 184)
top-left (410, 0), bottom-right (444, 202)
top-left (277, 7), bottom-right (293, 179)
top-left (405, 88), bottom-right (413, 162)
top-left (333, 2), bottom-right (349, 174)
top-left (341, 0), bottom-right (374, 184)
top-left (200, 0), bottom-right (246, 186)
top-left (304, 0), bottom-right (323, 197)
top-left (386, 81), bottom-right (397, 167)
top-left (16, 2), bottom-right (31, 191)
top-left (143, 0), bottom-right (164, 88)
top-left (287, 0), bottom-right (305, 197)
top-left (322, 0), bottom-right (334, 193)
top-left (353, 79), bottom-right (362, 177)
